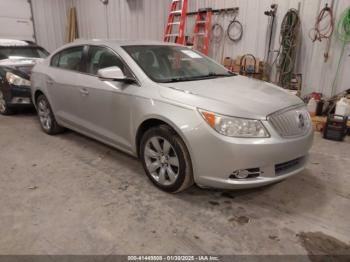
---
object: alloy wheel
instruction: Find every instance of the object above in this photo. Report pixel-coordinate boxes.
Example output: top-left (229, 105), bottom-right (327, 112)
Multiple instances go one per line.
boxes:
top-left (144, 136), bottom-right (180, 186)
top-left (37, 99), bottom-right (52, 131)
top-left (0, 91), bottom-right (6, 113)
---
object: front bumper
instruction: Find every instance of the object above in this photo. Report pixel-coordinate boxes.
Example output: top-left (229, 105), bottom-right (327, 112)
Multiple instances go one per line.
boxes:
top-left (185, 119), bottom-right (314, 190)
top-left (2, 84), bottom-right (32, 106)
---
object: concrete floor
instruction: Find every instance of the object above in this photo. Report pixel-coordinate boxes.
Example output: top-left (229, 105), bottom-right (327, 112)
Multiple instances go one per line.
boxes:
top-left (0, 110), bottom-right (350, 256)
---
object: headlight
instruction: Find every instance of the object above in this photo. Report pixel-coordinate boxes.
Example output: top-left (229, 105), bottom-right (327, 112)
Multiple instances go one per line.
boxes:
top-left (199, 109), bottom-right (270, 138)
top-left (6, 72), bottom-right (31, 87)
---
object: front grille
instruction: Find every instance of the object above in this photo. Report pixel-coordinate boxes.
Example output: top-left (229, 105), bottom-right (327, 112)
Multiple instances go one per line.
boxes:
top-left (269, 106), bottom-right (311, 138)
top-left (275, 157), bottom-right (303, 175)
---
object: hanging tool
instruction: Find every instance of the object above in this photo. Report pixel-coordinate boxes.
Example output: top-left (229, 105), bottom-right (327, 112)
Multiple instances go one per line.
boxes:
top-left (276, 8), bottom-right (300, 88)
top-left (263, 4), bottom-right (278, 81)
top-left (331, 7), bottom-right (350, 96)
top-left (227, 12), bottom-right (243, 42)
top-left (218, 8), bottom-right (241, 64)
top-left (164, 0), bottom-right (188, 45)
top-left (191, 8), bottom-right (213, 56)
top-left (210, 10), bottom-right (225, 60)
top-left (264, 4), bottom-right (278, 65)
top-left (211, 14), bottom-right (224, 44)
top-left (309, 1), bottom-right (335, 62)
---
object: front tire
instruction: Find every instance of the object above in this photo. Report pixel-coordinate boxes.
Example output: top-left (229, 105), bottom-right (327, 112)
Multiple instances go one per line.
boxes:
top-left (140, 125), bottom-right (194, 193)
top-left (0, 90), bottom-right (14, 115)
top-left (36, 94), bottom-right (64, 135)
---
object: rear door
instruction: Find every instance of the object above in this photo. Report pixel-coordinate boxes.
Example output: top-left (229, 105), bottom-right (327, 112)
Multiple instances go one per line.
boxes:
top-left (47, 45), bottom-right (87, 129)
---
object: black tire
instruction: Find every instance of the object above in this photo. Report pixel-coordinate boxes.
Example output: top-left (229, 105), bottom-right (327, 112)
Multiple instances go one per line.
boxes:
top-left (0, 90), bottom-right (15, 115)
top-left (36, 94), bottom-right (65, 135)
top-left (140, 125), bottom-right (194, 193)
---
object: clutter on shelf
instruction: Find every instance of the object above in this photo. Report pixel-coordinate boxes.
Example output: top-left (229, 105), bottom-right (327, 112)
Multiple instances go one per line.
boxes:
top-left (304, 90), bottom-right (350, 140)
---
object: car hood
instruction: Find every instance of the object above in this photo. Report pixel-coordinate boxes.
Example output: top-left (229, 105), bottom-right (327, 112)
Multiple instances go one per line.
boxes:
top-left (159, 75), bottom-right (303, 119)
top-left (0, 58), bottom-right (43, 77)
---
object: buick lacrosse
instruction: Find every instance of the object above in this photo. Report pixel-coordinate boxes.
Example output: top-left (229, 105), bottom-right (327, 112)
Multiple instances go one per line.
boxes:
top-left (31, 40), bottom-right (313, 193)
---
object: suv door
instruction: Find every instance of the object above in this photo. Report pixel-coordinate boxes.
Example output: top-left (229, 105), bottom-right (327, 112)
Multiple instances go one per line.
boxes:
top-left (48, 46), bottom-right (86, 128)
top-left (78, 45), bottom-right (139, 152)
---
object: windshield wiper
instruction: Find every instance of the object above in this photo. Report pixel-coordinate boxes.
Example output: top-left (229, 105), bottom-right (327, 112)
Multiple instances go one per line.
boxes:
top-left (162, 76), bottom-right (202, 83)
top-left (162, 72), bottom-right (235, 83)
top-left (205, 72), bottom-right (236, 77)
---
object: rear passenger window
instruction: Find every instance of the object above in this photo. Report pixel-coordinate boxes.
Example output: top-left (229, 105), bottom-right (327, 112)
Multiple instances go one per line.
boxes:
top-left (51, 46), bottom-right (84, 72)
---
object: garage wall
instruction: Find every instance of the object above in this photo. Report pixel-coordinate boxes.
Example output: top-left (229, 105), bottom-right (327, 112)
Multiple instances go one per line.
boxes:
top-left (30, 0), bottom-right (349, 97)
top-left (71, 0), bottom-right (170, 40)
top-left (31, 0), bottom-right (72, 52)
top-left (0, 0), bottom-right (35, 41)
top-left (186, 0), bottom-right (350, 98)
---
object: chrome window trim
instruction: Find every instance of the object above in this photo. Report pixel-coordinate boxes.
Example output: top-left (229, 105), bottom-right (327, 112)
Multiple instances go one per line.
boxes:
top-left (49, 44), bottom-right (141, 87)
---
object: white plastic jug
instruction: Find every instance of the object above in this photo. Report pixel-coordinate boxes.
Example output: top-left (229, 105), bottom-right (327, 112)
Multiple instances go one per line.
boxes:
top-left (335, 98), bottom-right (350, 117)
top-left (307, 98), bottom-right (317, 117)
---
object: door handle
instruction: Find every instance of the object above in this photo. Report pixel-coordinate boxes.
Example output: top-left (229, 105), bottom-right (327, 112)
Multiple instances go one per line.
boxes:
top-left (79, 88), bottom-right (89, 96)
top-left (46, 79), bottom-right (54, 85)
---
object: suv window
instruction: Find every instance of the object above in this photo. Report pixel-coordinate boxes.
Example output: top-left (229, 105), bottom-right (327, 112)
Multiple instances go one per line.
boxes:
top-left (87, 46), bottom-right (131, 77)
top-left (51, 46), bottom-right (84, 72)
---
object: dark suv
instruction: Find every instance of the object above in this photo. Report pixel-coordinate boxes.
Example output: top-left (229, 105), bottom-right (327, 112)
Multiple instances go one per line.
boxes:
top-left (0, 39), bottom-right (49, 115)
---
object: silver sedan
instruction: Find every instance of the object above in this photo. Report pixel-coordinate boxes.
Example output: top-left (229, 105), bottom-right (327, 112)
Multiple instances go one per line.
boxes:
top-left (31, 40), bottom-right (313, 193)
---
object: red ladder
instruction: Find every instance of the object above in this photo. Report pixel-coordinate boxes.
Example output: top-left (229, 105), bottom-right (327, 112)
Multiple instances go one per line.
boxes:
top-left (191, 8), bottom-right (213, 55)
top-left (164, 0), bottom-right (188, 45)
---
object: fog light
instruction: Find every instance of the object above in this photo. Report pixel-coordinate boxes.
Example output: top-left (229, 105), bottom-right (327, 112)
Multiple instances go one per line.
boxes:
top-left (11, 97), bottom-right (30, 104)
top-left (231, 170), bottom-right (250, 179)
top-left (230, 168), bottom-right (262, 180)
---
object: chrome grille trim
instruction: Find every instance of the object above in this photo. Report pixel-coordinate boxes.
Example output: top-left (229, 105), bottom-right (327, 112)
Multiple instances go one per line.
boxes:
top-left (268, 105), bottom-right (311, 138)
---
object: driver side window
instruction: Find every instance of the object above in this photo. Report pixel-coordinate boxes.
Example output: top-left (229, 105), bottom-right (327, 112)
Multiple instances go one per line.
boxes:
top-left (86, 46), bottom-right (131, 77)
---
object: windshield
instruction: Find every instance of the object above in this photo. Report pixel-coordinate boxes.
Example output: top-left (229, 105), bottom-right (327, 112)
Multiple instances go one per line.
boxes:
top-left (122, 45), bottom-right (235, 83)
top-left (0, 47), bottom-right (49, 60)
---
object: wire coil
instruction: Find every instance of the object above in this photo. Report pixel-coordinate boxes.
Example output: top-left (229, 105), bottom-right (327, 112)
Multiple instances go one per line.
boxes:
top-left (227, 17), bottom-right (243, 42)
top-left (309, 4), bottom-right (334, 43)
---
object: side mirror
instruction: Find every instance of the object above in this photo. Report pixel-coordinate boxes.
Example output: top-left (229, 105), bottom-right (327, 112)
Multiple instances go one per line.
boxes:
top-left (98, 66), bottom-right (126, 81)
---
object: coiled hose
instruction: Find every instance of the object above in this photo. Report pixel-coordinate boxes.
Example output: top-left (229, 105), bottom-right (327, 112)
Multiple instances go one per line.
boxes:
top-left (331, 7), bottom-right (350, 96)
top-left (227, 17), bottom-right (243, 42)
top-left (336, 7), bottom-right (350, 43)
top-left (277, 9), bottom-right (300, 88)
top-left (309, 4), bottom-right (334, 43)
top-left (309, 3), bottom-right (335, 62)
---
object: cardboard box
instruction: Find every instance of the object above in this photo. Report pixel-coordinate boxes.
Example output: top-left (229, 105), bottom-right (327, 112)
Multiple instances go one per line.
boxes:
top-left (231, 64), bottom-right (240, 73)
top-left (223, 57), bottom-right (233, 67)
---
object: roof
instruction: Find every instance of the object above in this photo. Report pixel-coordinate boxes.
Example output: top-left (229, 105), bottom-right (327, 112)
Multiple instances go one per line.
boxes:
top-left (0, 39), bottom-right (36, 47)
top-left (72, 38), bottom-right (179, 47)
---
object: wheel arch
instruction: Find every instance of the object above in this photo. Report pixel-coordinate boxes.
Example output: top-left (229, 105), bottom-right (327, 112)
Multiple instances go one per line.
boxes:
top-left (33, 89), bottom-right (45, 106)
top-left (134, 116), bottom-right (193, 161)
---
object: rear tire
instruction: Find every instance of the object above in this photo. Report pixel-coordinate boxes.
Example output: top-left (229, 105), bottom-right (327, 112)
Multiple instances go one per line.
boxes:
top-left (36, 94), bottom-right (65, 135)
top-left (0, 90), bottom-right (15, 115)
top-left (140, 125), bottom-right (194, 193)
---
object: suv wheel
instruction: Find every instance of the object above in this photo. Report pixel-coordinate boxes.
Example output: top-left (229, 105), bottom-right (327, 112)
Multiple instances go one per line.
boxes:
top-left (0, 90), bottom-right (14, 115)
top-left (140, 125), bottom-right (194, 193)
top-left (36, 94), bottom-right (64, 135)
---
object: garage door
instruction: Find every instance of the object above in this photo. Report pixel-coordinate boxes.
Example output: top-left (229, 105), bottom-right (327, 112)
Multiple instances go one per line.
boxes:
top-left (0, 0), bottom-right (35, 41)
